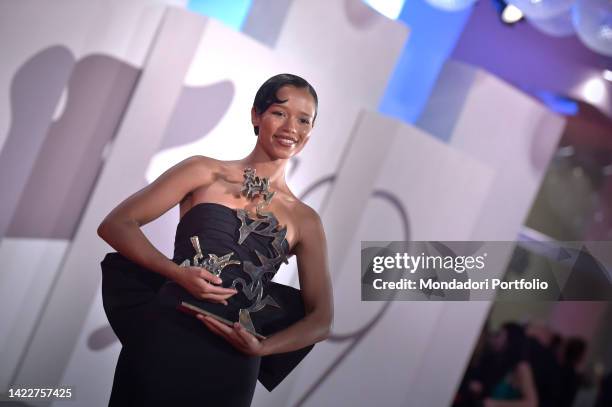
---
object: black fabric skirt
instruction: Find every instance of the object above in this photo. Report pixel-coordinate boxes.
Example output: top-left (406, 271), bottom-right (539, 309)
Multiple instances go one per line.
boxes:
top-left (101, 252), bottom-right (313, 406)
top-left (102, 253), bottom-right (260, 407)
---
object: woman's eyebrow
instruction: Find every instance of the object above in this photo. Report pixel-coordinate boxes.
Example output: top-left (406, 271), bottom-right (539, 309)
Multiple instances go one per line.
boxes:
top-left (271, 104), bottom-right (313, 117)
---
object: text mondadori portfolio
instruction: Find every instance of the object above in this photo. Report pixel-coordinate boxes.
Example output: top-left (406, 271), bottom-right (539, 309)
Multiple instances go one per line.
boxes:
top-left (372, 278), bottom-right (549, 291)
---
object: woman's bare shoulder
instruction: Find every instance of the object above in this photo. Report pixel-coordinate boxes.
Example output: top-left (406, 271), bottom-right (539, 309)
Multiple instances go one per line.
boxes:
top-left (180, 155), bottom-right (230, 179)
top-left (153, 155), bottom-right (234, 199)
top-left (185, 154), bottom-right (220, 169)
top-left (288, 199), bottom-right (326, 257)
top-left (192, 156), bottom-right (245, 175)
top-left (292, 200), bottom-right (323, 236)
top-left (296, 201), bottom-right (321, 221)
top-left (277, 186), bottom-right (321, 225)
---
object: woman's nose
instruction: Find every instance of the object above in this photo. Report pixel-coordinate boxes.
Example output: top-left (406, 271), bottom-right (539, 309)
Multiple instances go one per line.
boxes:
top-left (283, 117), bottom-right (298, 133)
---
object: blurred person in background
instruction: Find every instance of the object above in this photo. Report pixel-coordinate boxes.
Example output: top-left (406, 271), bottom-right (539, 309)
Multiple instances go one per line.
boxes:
top-left (594, 369), bottom-right (612, 407)
top-left (524, 322), bottom-right (561, 407)
top-left (454, 322), bottom-right (538, 407)
top-left (483, 322), bottom-right (538, 407)
top-left (558, 337), bottom-right (587, 407)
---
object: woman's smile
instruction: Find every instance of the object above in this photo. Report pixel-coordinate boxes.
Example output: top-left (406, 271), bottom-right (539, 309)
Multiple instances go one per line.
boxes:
top-left (274, 134), bottom-right (298, 147)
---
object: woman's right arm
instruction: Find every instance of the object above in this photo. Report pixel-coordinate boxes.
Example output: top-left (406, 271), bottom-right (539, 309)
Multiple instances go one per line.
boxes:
top-left (97, 156), bottom-right (237, 303)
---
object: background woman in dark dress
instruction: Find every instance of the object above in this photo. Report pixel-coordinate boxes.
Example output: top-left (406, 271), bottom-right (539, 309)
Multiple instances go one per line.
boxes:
top-left (97, 74), bottom-right (333, 406)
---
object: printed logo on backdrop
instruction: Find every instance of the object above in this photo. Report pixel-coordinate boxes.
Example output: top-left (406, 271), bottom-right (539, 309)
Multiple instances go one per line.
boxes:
top-left (1, 45), bottom-right (236, 351)
top-left (294, 183), bottom-right (412, 405)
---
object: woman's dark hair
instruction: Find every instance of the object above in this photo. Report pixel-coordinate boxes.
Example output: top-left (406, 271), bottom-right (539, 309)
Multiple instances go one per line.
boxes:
top-left (252, 73), bottom-right (318, 135)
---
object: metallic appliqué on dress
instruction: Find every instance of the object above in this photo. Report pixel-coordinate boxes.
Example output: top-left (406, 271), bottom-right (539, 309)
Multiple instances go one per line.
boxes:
top-left (230, 251), bottom-right (281, 309)
top-left (241, 167), bottom-right (274, 204)
top-left (181, 168), bottom-right (291, 335)
top-left (234, 167), bottom-right (290, 331)
top-left (236, 209), bottom-right (289, 264)
top-left (238, 168), bottom-right (289, 263)
top-left (179, 236), bottom-right (241, 277)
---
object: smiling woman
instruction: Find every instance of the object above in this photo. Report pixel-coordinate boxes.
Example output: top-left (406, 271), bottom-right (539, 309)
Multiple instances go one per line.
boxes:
top-left (251, 74), bottom-right (318, 158)
top-left (97, 74), bottom-right (332, 406)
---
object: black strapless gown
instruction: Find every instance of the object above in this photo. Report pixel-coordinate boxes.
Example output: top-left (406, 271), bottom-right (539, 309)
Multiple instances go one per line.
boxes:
top-left (101, 203), bottom-right (312, 407)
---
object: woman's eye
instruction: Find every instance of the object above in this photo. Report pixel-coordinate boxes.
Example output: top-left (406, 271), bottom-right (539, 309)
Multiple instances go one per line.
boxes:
top-left (272, 111), bottom-right (284, 116)
top-left (300, 118), bottom-right (311, 125)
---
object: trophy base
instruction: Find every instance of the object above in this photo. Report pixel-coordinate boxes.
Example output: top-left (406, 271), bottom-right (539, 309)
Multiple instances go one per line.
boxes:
top-left (176, 301), bottom-right (267, 340)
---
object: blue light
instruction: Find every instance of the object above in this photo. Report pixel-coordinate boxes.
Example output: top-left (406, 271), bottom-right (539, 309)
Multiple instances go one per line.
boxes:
top-left (187, 0), bottom-right (253, 30)
top-left (379, 0), bottom-right (474, 141)
top-left (533, 90), bottom-right (579, 116)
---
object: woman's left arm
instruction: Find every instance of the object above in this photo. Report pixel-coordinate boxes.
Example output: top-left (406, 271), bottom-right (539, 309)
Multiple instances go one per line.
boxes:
top-left (258, 207), bottom-right (334, 355)
top-left (199, 206), bottom-right (334, 356)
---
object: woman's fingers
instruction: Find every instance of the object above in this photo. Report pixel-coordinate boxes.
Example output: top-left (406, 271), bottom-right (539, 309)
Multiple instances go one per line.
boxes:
top-left (187, 267), bottom-right (239, 292)
top-left (199, 315), bottom-right (228, 336)
top-left (200, 317), bottom-right (242, 345)
top-left (177, 267), bottom-right (238, 304)
top-left (201, 283), bottom-right (238, 296)
top-left (200, 292), bottom-right (235, 304)
top-left (232, 323), bottom-right (255, 348)
top-left (197, 316), bottom-right (261, 355)
top-left (204, 316), bottom-right (234, 334)
top-left (190, 274), bottom-right (237, 294)
top-left (234, 323), bottom-right (257, 344)
top-left (198, 268), bottom-right (224, 284)
top-left (201, 316), bottom-right (243, 343)
top-left (203, 291), bottom-right (235, 300)
top-left (199, 282), bottom-right (237, 300)
top-left (201, 319), bottom-right (241, 346)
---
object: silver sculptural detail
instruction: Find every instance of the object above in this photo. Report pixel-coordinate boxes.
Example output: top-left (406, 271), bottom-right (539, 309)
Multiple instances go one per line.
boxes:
top-left (238, 167), bottom-right (288, 259)
top-left (241, 167), bottom-right (274, 203)
top-left (236, 210), bottom-right (289, 264)
top-left (230, 251), bottom-right (282, 311)
top-left (179, 236), bottom-right (241, 277)
top-left (181, 168), bottom-right (290, 335)
top-left (234, 167), bottom-right (289, 332)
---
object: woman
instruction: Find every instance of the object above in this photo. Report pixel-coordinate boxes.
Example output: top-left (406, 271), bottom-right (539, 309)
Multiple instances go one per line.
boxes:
top-left (97, 73), bottom-right (333, 406)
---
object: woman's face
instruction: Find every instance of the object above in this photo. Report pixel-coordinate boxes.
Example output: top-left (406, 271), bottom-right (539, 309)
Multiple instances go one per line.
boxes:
top-left (251, 85), bottom-right (316, 160)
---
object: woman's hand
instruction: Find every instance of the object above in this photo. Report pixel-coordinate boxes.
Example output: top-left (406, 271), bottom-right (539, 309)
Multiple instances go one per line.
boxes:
top-left (174, 266), bottom-right (237, 305)
top-left (197, 315), bottom-right (264, 356)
